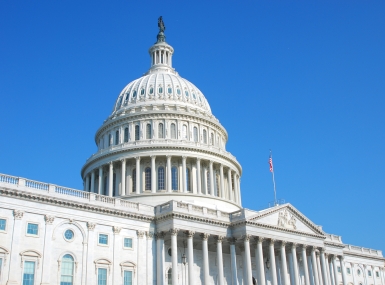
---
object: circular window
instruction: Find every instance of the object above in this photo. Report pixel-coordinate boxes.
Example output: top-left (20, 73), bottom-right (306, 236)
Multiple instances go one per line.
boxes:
top-left (64, 229), bottom-right (74, 241)
top-left (168, 248), bottom-right (172, 256)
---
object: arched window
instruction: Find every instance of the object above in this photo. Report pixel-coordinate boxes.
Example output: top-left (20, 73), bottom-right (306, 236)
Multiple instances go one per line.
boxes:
top-left (132, 169), bottom-right (136, 193)
top-left (135, 125), bottom-right (140, 141)
top-left (113, 173), bottom-right (117, 196)
top-left (158, 123), bottom-right (164, 139)
top-left (60, 254), bottom-right (74, 285)
top-left (145, 167), bottom-right (151, 190)
top-left (193, 127), bottom-right (198, 142)
top-left (108, 134), bottom-right (112, 146)
top-left (124, 128), bottom-right (129, 142)
top-left (103, 176), bottom-right (107, 196)
top-left (167, 268), bottom-right (172, 285)
top-left (203, 130), bottom-right (207, 144)
top-left (171, 123), bottom-right (176, 139)
top-left (186, 168), bottom-right (191, 192)
top-left (210, 133), bottom-right (214, 145)
top-left (172, 167), bottom-right (178, 191)
top-left (207, 171), bottom-right (211, 194)
top-left (158, 167), bottom-right (165, 190)
top-left (216, 173), bottom-right (220, 197)
top-left (146, 124), bottom-right (152, 139)
top-left (182, 125), bottom-right (187, 140)
top-left (115, 130), bottom-right (119, 145)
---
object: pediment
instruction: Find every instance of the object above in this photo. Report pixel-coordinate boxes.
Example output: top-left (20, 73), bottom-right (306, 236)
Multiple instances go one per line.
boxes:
top-left (248, 204), bottom-right (324, 236)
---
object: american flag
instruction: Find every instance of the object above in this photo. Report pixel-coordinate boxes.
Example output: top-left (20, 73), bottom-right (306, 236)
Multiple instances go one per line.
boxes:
top-left (269, 155), bottom-right (273, 172)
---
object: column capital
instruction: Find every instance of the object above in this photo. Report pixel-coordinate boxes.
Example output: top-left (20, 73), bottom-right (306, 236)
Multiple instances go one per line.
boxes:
top-left (167, 155), bottom-right (172, 159)
top-left (196, 157), bottom-right (201, 162)
top-left (135, 156), bottom-right (141, 161)
top-left (269, 238), bottom-right (276, 245)
top-left (209, 160), bottom-right (213, 166)
top-left (169, 228), bottom-right (180, 236)
top-left (87, 222), bottom-right (96, 231)
top-left (291, 242), bottom-right (298, 248)
top-left (44, 215), bottom-right (55, 225)
top-left (302, 244), bottom-right (309, 250)
top-left (120, 158), bottom-right (126, 163)
top-left (182, 156), bottom-right (187, 160)
top-left (219, 164), bottom-right (223, 169)
top-left (254, 236), bottom-right (265, 244)
top-left (113, 226), bottom-right (122, 234)
top-left (136, 230), bottom-right (145, 238)
top-left (281, 240), bottom-right (287, 247)
top-left (227, 237), bottom-right (237, 245)
top-left (241, 234), bottom-right (252, 242)
top-left (184, 230), bottom-right (195, 237)
top-left (146, 231), bottom-right (154, 239)
top-left (155, 231), bottom-right (165, 239)
top-left (339, 255), bottom-right (345, 261)
top-left (200, 233), bottom-right (210, 240)
top-left (13, 210), bottom-right (24, 220)
top-left (109, 161), bottom-right (114, 166)
top-left (150, 155), bottom-right (156, 159)
top-left (320, 248), bottom-right (326, 253)
top-left (214, 235), bottom-right (225, 243)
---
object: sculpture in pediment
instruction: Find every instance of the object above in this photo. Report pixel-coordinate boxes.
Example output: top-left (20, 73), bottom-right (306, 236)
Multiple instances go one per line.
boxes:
top-left (277, 209), bottom-right (297, 230)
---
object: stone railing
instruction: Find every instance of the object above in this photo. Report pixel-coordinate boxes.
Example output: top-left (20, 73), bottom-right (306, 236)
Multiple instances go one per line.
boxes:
top-left (325, 234), bottom-right (343, 243)
top-left (344, 244), bottom-right (383, 257)
top-left (0, 173), bottom-right (154, 217)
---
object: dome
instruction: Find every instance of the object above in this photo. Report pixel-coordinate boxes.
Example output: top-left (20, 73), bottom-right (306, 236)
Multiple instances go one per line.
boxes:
top-left (111, 72), bottom-right (212, 116)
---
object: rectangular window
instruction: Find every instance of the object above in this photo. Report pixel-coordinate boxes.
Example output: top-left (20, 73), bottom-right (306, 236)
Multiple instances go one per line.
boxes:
top-left (376, 271), bottom-right (380, 278)
top-left (368, 270), bottom-right (372, 277)
top-left (27, 223), bottom-right (38, 235)
top-left (124, 238), bottom-right (133, 248)
top-left (347, 268), bottom-right (351, 274)
top-left (98, 268), bottom-right (107, 285)
top-left (337, 266), bottom-right (341, 273)
top-left (0, 219), bottom-right (6, 231)
top-left (123, 271), bottom-right (132, 285)
top-left (99, 234), bottom-right (108, 245)
top-left (23, 261), bottom-right (35, 285)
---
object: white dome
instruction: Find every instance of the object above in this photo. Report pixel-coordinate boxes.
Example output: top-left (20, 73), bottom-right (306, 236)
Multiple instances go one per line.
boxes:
top-left (112, 72), bottom-right (211, 115)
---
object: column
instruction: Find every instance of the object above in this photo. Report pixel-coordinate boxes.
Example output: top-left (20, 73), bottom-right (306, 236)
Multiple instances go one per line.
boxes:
top-left (217, 236), bottom-right (225, 285)
top-left (228, 238), bottom-right (238, 285)
top-left (209, 161), bottom-right (214, 196)
top-left (351, 263), bottom-right (357, 285)
top-left (108, 162), bottom-right (113, 197)
top-left (311, 247), bottom-right (320, 285)
top-left (316, 252), bottom-right (324, 285)
top-left (137, 231), bottom-right (146, 284)
top-left (156, 232), bottom-right (165, 285)
top-left (326, 255), bottom-right (332, 285)
top-left (320, 249), bottom-right (329, 285)
top-left (332, 255), bottom-right (339, 285)
top-left (219, 164), bottom-right (225, 198)
top-left (340, 256), bottom-right (347, 285)
top-left (256, 237), bottom-right (266, 285)
top-left (86, 222), bottom-right (96, 285)
top-left (85, 174), bottom-right (90, 191)
top-left (196, 158), bottom-right (201, 194)
top-left (151, 156), bottom-right (156, 193)
top-left (364, 265), bottom-right (368, 285)
top-left (329, 257), bottom-right (335, 285)
top-left (121, 159), bottom-right (126, 196)
top-left (233, 172), bottom-right (238, 203)
top-left (170, 228), bottom-right (179, 285)
top-left (288, 251), bottom-right (295, 285)
top-left (90, 171), bottom-right (95, 193)
top-left (146, 232), bottom-right (155, 285)
top-left (203, 166), bottom-right (208, 195)
top-left (380, 268), bottom-right (384, 285)
top-left (182, 156), bottom-right (187, 192)
top-left (243, 236), bottom-right (252, 285)
top-left (167, 155), bottom-right (172, 192)
top-left (291, 244), bottom-right (300, 285)
top-left (237, 175), bottom-right (242, 205)
top-left (7, 210), bottom-right (24, 284)
top-left (201, 233), bottom-right (210, 285)
top-left (308, 255), bottom-right (315, 285)
top-left (41, 215), bottom-right (55, 285)
top-left (136, 157), bottom-right (141, 193)
top-left (186, 231), bottom-right (195, 285)
top-left (280, 242), bottom-right (289, 285)
top-left (269, 239), bottom-right (278, 285)
top-left (302, 246), bottom-right (311, 285)
top-left (228, 168), bottom-right (233, 201)
top-left (98, 166), bottom-right (103, 195)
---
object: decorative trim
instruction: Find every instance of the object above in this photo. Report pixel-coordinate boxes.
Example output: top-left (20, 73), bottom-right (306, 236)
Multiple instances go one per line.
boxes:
top-left (87, 222), bottom-right (96, 231)
top-left (136, 230), bottom-right (145, 238)
top-left (113, 226), bottom-right (122, 234)
top-left (13, 210), bottom-right (24, 220)
top-left (44, 215), bottom-right (54, 225)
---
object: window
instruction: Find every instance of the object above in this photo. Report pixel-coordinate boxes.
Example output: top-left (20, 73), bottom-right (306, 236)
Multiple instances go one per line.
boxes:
top-left (185, 90), bottom-right (189, 97)
top-left (132, 169), bottom-right (136, 192)
top-left (140, 88), bottom-right (145, 95)
top-left (216, 174), bottom-right (220, 197)
top-left (368, 270), bottom-right (372, 277)
top-left (115, 130), bottom-right (119, 145)
top-left (158, 87), bottom-right (163, 94)
top-left (60, 254), bottom-right (74, 285)
top-left (150, 87), bottom-right (154, 94)
top-left (145, 167), bottom-right (151, 191)
top-left (357, 269), bottom-right (361, 275)
top-left (186, 168), bottom-right (191, 192)
top-left (347, 268), bottom-right (351, 274)
top-left (177, 88), bottom-right (181, 95)
top-left (124, 128), bottom-right (129, 142)
top-left (146, 124), bottom-right (151, 139)
top-left (182, 125), bottom-right (187, 140)
top-left (167, 268), bottom-right (172, 285)
top-left (124, 271), bottom-right (133, 285)
top-left (337, 266), bottom-right (341, 273)
top-left (167, 87), bottom-right (172, 94)
top-left (158, 123), bottom-right (164, 139)
top-left (124, 238), bottom-right (133, 249)
top-left (193, 127), bottom-right (198, 142)
top-left (207, 171), bottom-right (210, 194)
top-left (170, 123), bottom-right (176, 139)
top-left (64, 230), bottom-right (74, 241)
top-left (23, 261), bottom-right (35, 285)
top-left (210, 133), bottom-right (214, 145)
top-left (98, 268), bottom-right (107, 285)
top-left (192, 93), bottom-right (196, 99)
top-left (27, 223), bottom-right (38, 235)
top-left (172, 167), bottom-right (178, 191)
top-left (0, 219), bottom-right (6, 231)
top-left (108, 134), bottom-right (112, 146)
top-left (99, 234), bottom-right (108, 245)
top-left (158, 167), bottom-right (165, 190)
top-left (135, 125), bottom-right (140, 141)
top-left (203, 130), bottom-right (207, 144)
top-left (132, 90), bottom-right (137, 98)
top-left (376, 271), bottom-right (380, 278)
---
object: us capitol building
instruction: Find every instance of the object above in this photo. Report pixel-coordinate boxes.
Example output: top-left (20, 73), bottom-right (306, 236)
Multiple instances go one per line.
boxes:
top-left (0, 18), bottom-right (383, 285)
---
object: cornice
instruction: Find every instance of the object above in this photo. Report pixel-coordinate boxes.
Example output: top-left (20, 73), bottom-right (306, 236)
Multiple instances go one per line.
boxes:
top-left (324, 241), bottom-right (346, 249)
top-left (343, 251), bottom-right (385, 262)
top-left (155, 212), bottom-right (230, 228)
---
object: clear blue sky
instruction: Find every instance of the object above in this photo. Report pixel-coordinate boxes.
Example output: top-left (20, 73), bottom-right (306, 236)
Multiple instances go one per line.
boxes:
top-left (1, 1), bottom-right (384, 252)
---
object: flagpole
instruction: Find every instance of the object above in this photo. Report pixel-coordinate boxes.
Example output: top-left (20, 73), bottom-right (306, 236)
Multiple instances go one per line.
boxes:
top-left (270, 150), bottom-right (277, 206)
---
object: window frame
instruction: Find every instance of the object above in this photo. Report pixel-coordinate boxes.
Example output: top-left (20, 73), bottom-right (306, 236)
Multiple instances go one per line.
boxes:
top-left (170, 123), bottom-right (176, 139)
top-left (158, 123), bottom-right (164, 139)
top-left (145, 167), bottom-right (151, 191)
top-left (193, 127), bottom-right (198, 142)
top-left (124, 127), bottom-right (129, 143)
top-left (158, 166), bottom-right (165, 190)
top-left (22, 260), bottom-right (36, 285)
top-left (0, 218), bottom-right (7, 233)
top-left (123, 237), bottom-right (134, 250)
top-left (60, 254), bottom-right (75, 285)
top-left (186, 168), bottom-right (191, 192)
top-left (146, 124), bottom-right (152, 140)
top-left (26, 222), bottom-right (39, 237)
top-left (120, 261), bottom-right (136, 285)
top-left (63, 229), bottom-right (75, 242)
top-left (171, 166), bottom-right (178, 191)
top-left (132, 169), bottom-right (136, 193)
top-left (135, 125), bottom-right (140, 141)
top-left (98, 233), bottom-right (109, 247)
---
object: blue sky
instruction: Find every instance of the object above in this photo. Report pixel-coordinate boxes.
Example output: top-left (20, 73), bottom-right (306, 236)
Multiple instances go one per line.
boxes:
top-left (1, 1), bottom-right (384, 252)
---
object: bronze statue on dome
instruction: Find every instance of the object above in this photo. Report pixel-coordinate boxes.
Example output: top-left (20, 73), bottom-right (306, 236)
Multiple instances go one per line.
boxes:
top-left (158, 16), bottom-right (165, 33)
